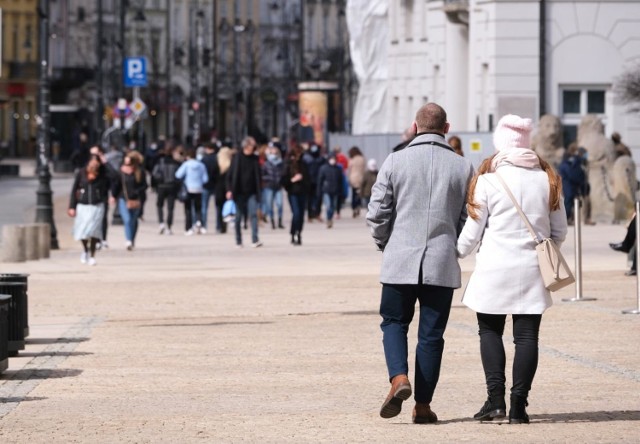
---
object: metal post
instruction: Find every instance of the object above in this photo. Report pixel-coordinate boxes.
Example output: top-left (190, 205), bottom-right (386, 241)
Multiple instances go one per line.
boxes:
top-left (622, 200), bottom-right (640, 314)
top-left (96, 0), bottom-right (105, 139)
top-left (232, 2), bottom-right (240, 147)
top-left (563, 197), bottom-right (596, 302)
top-left (165, 0), bottom-right (172, 137)
top-left (35, 0), bottom-right (59, 250)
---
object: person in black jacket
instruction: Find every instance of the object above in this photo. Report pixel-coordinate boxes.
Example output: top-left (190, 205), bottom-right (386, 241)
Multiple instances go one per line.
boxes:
top-left (261, 144), bottom-right (285, 229)
top-left (68, 155), bottom-right (109, 265)
top-left (317, 153), bottom-right (343, 228)
top-left (283, 145), bottom-right (311, 245)
top-left (111, 153), bottom-right (148, 250)
top-left (200, 143), bottom-right (219, 232)
top-left (152, 145), bottom-right (182, 235)
top-left (226, 137), bottom-right (262, 247)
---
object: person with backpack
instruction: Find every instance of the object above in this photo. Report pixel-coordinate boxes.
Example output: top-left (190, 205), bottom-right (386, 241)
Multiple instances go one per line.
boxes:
top-left (316, 153), bottom-right (343, 228)
top-left (152, 145), bottom-right (182, 235)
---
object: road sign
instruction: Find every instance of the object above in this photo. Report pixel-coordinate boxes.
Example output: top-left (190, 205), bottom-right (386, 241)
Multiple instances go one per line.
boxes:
top-left (124, 57), bottom-right (148, 87)
top-left (130, 98), bottom-right (147, 116)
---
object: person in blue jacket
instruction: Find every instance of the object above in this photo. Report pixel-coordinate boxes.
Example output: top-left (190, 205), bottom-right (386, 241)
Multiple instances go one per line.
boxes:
top-left (558, 142), bottom-right (586, 224)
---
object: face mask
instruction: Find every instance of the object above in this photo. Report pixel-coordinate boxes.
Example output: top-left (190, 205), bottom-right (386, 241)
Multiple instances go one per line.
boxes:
top-left (329, 158), bottom-right (336, 165)
top-left (267, 153), bottom-right (278, 162)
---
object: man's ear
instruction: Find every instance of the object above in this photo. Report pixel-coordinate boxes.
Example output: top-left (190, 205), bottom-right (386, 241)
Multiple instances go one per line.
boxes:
top-left (411, 121), bottom-right (418, 135)
top-left (443, 122), bottom-right (450, 135)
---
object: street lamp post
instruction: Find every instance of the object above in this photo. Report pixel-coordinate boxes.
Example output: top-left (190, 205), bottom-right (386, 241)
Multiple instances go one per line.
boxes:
top-left (35, 0), bottom-right (59, 250)
top-left (232, 16), bottom-right (245, 147)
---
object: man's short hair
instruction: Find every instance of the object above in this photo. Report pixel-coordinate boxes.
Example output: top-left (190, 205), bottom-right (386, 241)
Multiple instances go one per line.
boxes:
top-left (415, 103), bottom-right (447, 133)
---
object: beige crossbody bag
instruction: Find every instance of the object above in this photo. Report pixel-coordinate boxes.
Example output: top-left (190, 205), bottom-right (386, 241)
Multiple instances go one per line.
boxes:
top-left (495, 172), bottom-right (575, 292)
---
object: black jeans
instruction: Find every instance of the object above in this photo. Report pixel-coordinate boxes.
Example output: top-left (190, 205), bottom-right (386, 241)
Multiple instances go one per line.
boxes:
top-left (156, 187), bottom-right (177, 228)
top-left (184, 192), bottom-right (202, 231)
top-left (476, 313), bottom-right (542, 398)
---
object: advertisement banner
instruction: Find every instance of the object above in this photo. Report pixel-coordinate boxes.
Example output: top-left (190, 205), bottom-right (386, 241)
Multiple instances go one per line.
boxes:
top-left (298, 91), bottom-right (327, 147)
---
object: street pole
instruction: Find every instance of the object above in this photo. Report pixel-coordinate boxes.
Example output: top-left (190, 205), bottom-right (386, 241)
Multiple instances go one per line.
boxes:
top-left (165, 0), bottom-right (172, 138)
top-left (96, 0), bottom-right (105, 140)
top-left (188, 3), bottom-right (199, 146)
top-left (35, 0), bottom-right (59, 250)
top-left (119, 0), bottom-right (127, 147)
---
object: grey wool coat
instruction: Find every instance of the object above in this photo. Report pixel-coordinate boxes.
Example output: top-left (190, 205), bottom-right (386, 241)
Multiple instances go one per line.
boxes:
top-left (366, 133), bottom-right (475, 287)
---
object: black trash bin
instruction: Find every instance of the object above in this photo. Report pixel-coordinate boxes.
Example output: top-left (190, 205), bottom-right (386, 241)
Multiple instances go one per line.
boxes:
top-left (0, 274), bottom-right (29, 337)
top-left (0, 282), bottom-right (27, 356)
top-left (0, 294), bottom-right (11, 373)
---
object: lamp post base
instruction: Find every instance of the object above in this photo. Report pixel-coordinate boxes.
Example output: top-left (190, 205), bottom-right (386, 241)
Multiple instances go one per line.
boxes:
top-left (561, 297), bottom-right (597, 302)
top-left (34, 165), bottom-right (59, 250)
top-left (622, 309), bottom-right (640, 314)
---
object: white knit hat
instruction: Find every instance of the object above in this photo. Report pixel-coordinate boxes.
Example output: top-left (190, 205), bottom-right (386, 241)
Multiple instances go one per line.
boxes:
top-left (493, 114), bottom-right (533, 152)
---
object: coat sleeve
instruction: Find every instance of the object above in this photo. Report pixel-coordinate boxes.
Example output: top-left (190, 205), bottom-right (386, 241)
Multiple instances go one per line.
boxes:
top-left (550, 200), bottom-right (568, 247)
top-left (69, 172), bottom-right (81, 209)
top-left (457, 175), bottom-right (489, 258)
top-left (366, 155), bottom-right (394, 251)
top-left (457, 163), bottom-right (475, 236)
top-left (175, 162), bottom-right (186, 180)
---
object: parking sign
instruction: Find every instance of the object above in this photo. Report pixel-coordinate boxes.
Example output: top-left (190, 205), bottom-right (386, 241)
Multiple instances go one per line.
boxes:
top-left (124, 57), bottom-right (148, 87)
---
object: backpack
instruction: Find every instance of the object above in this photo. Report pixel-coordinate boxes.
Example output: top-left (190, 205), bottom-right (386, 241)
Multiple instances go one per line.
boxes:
top-left (153, 159), bottom-right (178, 186)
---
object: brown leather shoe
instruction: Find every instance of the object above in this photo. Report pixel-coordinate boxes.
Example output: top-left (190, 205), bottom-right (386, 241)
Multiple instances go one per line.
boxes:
top-left (379, 374), bottom-right (412, 418)
top-left (412, 403), bottom-right (438, 424)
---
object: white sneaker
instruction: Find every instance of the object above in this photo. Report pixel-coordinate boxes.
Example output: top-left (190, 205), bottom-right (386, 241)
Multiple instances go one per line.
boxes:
top-left (101, 241), bottom-right (109, 249)
top-left (185, 229), bottom-right (194, 236)
top-left (251, 241), bottom-right (263, 248)
top-left (166, 228), bottom-right (173, 235)
top-left (80, 252), bottom-right (88, 264)
top-left (159, 223), bottom-right (166, 234)
top-left (125, 241), bottom-right (133, 251)
top-left (200, 227), bottom-right (207, 235)
top-left (88, 257), bottom-right (97, 266)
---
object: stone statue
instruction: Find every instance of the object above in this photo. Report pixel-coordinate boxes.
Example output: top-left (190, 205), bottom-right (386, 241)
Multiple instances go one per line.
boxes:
top-left (531, 114), bottom-right (564, 168)
top-left (578, 115), bottom-right (636, 223)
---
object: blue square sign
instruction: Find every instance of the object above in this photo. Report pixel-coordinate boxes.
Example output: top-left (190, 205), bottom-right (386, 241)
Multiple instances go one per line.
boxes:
top-left (124, 57), bottom-right (148, 87)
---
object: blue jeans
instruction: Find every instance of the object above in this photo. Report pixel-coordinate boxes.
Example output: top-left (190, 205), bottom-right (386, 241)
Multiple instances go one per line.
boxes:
top-left (287, 193), bottom-right (306, 235)
top-left (234, 194), bottom-right (259, 245)
top-left (323, 193), bottom-right (338, 221)
top-left (262, 187), bottom-right (283, 221)
top-left (380, 283), bottom-right (453, 404)
top-left (201, 189), bottom-right (214, 229)
top-left (118, 198), bottom-right (141, 243)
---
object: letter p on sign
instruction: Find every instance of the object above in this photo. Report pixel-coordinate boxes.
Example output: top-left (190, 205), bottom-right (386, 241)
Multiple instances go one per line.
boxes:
top-left (124, 57), bottom-right (148, 87)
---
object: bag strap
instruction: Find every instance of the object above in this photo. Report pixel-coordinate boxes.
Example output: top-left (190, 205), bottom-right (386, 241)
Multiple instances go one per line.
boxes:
top-left (494, 172), bottom-right (540, 244)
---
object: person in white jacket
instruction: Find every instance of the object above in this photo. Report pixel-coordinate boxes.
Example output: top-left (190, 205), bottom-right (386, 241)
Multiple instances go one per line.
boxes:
top-left (457, 114), bottom-right (568, 424)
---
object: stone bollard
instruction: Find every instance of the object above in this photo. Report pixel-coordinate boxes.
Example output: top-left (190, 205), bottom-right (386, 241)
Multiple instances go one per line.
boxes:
top-left (1, 225), bottom-right (26, 263)
top-left (24, 224), bottom-right (39, 261)
top-left (34, 223), bottom-right (51, 259)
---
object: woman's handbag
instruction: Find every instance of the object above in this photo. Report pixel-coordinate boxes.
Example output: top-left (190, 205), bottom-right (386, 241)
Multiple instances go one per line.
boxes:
top-left (495, 173), bottom-right (575, 292)
top-left (222, 199), bottom-right (236, 223)
top-left (121, 173), bottom-right (141, 210)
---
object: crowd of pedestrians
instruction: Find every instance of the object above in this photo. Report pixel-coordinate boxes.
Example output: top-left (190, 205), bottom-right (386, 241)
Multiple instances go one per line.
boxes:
top-left (67, 133), bottom-right (375, 262)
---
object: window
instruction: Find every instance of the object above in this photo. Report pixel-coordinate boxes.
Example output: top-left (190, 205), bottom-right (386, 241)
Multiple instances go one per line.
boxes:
top-left (560, 86), bottom-right (608, 147)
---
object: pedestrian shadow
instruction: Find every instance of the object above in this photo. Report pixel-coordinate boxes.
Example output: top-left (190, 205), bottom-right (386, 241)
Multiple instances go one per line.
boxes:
top-left (15, 351), bottom-right (93, 358)
top-left (26, 337), bottom-right (89, 345)
top-left (140, 321), bottom-right (274, 328)
top-left (0, 396), bottom-right (47, 403)
top-left (534, 410), bottom-right (640, 423)
top-left (2, 368), bottom-right (82, 380)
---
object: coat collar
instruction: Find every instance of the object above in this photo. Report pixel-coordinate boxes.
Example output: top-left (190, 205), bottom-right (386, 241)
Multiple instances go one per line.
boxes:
top-left (406, 133), bottom-right (453, 152)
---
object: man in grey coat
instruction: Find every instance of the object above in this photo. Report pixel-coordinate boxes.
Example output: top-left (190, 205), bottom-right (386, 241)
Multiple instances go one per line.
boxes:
top-left (367, 103), bottom-right (474, 424)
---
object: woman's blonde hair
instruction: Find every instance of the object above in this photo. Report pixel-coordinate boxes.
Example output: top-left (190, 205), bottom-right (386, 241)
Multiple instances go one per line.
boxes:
top-left (466, 154), bottom-right (563, 221)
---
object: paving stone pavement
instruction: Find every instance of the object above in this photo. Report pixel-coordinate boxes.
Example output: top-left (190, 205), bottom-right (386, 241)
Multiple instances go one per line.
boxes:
top-left (0, 188), bottom-right (638, 443)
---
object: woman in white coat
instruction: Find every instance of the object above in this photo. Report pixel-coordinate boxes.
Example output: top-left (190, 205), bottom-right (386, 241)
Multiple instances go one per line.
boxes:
top-left (457, 115), bottom-right (568, 424)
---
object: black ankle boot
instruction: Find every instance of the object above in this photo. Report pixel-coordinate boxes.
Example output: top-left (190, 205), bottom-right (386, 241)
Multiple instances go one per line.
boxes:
top-left (295, 233), bottom-right (302, 246)
top-left (509, 395), bottom-right (530, 424)
top-left (291, 234), bottom-right (296, 244)
top-left (278, 218), bottom-right (284, 229)
top-left (474, 390), bottom-right (506, 421)
top-left (271, 218), bottom-right (276, 229)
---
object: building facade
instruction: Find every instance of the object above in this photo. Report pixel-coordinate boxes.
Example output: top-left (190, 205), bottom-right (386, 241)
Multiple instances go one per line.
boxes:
top-left (365, 0), bottom-right (640, 152)
top-left (0, 0), bottom-right (39, 158)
